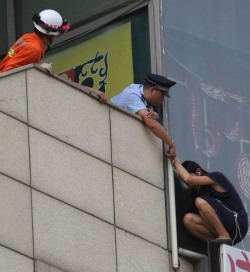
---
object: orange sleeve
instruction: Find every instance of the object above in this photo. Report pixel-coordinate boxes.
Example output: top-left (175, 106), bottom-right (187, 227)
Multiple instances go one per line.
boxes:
top-left (2, 44), bottom-right (43, 71)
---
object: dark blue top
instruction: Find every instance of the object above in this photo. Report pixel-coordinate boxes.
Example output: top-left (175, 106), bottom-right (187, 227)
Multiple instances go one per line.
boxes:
top-left (198, 171), bottom-right (246, 213)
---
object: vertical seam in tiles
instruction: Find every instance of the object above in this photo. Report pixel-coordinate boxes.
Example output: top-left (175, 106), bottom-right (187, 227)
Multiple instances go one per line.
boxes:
top-left (31, 190), bottom-right (36, 272)
top-left (109, 107), bottom-right (118, 272)
top-left (25, 71), bottom-right (35, 268)
top-left (33, 259), bottom-right (36, 272)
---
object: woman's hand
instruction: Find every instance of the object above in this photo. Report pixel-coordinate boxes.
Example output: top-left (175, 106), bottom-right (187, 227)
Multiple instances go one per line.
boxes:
top-left (96, 90), bottom-right (107, 103)
top-left (146, 109), bottom-right (158, 120)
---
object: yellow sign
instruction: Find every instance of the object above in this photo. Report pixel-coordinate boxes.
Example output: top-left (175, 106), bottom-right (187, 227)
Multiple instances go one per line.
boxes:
top-left (44, 22), bottom-right (134, 98)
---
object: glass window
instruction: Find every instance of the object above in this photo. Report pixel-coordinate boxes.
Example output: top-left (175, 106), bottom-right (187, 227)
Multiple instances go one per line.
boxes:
top-left (165, 0), bottom-right (250, 253)
top-left (0, 1), bottom-right (8, 57)
top-left (15, 0), bottom-right (143, 36)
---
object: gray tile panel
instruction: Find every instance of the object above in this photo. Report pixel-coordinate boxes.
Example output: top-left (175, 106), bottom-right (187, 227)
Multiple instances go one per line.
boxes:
top-left (27, 69), bottom-right (111, 163)
top-left (29, 128), bottom-right (114, 223)
top-left (0, 245), bottom-right (33, 272)
top-left (0, 71), bottom-right (27, 122)
top-left (32, 190), bottom-right (116, 272)
top-left (0, 112), bottom-right (30, 184)
top-left (0, 174), bottom-right (33, 257)
top-left (110, 108), bottom-right (164, 189)
top-left (35, 260), bottom-right (65, 272)
top-left (116, 229), bottom-right (169, 272)
top-left (114, 168), bottom-right (167, 248)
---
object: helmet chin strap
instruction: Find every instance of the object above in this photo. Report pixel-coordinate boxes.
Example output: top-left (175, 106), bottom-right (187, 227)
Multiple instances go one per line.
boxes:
top-left (45, 35), bottom-right (54, 50)
top-left (48, 35), bottom-right (53, 45)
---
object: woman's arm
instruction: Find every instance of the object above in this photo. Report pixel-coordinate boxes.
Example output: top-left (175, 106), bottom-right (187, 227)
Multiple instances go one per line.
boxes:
top-left (82, 86), bottom-right (107, 103)
top-left (172, 158), bottom-right (215, 187)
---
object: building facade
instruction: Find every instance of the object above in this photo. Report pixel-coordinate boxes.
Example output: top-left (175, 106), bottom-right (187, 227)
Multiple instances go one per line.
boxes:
top-left (0, 0), bottom-right (249, 271)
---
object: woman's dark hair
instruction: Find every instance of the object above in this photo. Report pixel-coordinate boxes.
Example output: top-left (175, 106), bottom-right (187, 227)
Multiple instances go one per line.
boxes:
top-left (182, 160), bottom-right (208, 175)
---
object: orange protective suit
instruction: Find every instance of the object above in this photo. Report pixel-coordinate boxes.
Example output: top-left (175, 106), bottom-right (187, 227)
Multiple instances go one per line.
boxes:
top-left (0, 33), bottom-right (45, 72)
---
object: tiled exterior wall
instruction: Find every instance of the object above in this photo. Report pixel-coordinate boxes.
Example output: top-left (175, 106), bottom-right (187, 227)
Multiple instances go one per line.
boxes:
top-left (0, 66), bottom-right (194, 272)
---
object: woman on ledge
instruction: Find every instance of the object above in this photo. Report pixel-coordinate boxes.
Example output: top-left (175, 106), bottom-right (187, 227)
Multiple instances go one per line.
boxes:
top-left (171, 158), bottom-right (248, 245)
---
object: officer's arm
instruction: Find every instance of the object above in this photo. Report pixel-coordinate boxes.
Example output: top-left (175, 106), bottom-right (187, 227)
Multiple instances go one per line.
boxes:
top-left (137, 109), bottom-right (176, 157)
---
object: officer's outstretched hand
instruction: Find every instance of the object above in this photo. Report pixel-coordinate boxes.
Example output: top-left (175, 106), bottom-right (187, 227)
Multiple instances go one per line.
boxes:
top-left (166, 143), bottom-right (176, 161)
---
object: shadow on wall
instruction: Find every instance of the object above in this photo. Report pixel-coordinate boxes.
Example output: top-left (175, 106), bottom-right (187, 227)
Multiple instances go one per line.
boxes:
top-left (174, 172), bottom-right (207, 254)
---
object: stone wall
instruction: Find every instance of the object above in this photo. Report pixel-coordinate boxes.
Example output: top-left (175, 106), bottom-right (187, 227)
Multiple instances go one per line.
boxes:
top-left (0, 65), bottom-right (194, 272)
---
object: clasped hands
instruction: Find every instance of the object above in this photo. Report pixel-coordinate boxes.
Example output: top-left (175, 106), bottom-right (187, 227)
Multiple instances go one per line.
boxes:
top-left (146, 109), bottom-right (159, 120)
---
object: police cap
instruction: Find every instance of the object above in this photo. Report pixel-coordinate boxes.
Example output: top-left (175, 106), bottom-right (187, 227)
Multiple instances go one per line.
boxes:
top-left (145, 73), bottom-right (176, 98)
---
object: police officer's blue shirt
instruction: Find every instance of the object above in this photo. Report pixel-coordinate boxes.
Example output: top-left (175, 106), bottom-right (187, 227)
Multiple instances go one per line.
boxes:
top-left (110, 84), bottom-right (153, 113)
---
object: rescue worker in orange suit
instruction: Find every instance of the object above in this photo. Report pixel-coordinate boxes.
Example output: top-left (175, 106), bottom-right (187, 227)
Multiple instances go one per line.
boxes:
top-left (0, 9), bottom-right (70, 72)
top-left (0, 9), bottom-right (106, 103)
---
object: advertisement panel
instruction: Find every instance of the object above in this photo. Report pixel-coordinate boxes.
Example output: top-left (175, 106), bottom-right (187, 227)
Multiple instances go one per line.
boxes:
top-left (44, 22), bottom-right (134, 98)
top-left (221, 245), bottom-right (250, 272)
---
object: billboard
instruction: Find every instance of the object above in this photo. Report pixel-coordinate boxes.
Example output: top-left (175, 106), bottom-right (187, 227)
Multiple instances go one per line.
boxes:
top-left (44, 22), bottom-right (134, 99)
top-left (221, 245), bottom-right (250, 272)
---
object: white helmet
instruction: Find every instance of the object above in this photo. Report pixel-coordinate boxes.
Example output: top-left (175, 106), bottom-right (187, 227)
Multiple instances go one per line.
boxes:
top-left (32, 9), bottom-right (70, 36)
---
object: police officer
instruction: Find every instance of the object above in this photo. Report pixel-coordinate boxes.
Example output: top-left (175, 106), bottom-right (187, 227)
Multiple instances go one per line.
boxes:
top-left (111, 73), bottom-right (176, 159)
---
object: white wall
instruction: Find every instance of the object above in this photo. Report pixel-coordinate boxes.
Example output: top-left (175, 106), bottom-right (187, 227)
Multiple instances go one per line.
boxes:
top-left (0, 66), bottom-right (194, 272)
